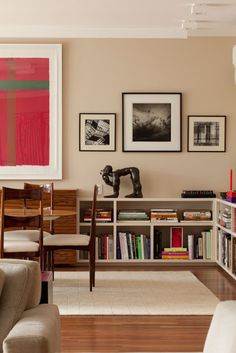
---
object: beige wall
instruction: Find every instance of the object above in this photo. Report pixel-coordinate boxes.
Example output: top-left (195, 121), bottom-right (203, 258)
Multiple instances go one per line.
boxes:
top-left (0, 37), bottom-right (236, 197)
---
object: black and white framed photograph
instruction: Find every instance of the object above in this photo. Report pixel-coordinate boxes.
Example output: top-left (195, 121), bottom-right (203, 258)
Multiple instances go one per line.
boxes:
top-left (122, 92), bottom-right (182, 152)
top-left (188, 115), bottom-right (226, 152)
top-left (79, 113), bottom-right (116, 151)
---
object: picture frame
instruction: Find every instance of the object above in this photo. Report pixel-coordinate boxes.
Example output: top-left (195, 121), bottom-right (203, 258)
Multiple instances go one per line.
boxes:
top-left (122, 92), bottom-right (182, 152)
top-left (188, 115), bottom-right (226, 152)
top-left (0, 44), bottom-right (62, 180)
top-left (170, 227), bottom-right (183, 248)
top-left (79, 113), bottom-right (116, 151)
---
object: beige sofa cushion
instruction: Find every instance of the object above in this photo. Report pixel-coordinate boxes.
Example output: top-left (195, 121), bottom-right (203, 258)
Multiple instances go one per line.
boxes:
top-left (3, 304), bottom-right (61, 353)
top-left (203, 301), bottom-right (236, 353)
top-left (0, 269), bottom-right (5, 297)
top-left (0, 260), bottom-right (41, 353)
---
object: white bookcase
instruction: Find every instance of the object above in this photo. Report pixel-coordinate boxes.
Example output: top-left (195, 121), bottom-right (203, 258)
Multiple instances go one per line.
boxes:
top-left (215, 199), bottom-right (236, 279)
top-left (78, 197), bottom-right (216, 264)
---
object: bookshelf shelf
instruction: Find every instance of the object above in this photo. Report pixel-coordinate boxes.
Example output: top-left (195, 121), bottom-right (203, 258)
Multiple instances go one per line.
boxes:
top-left (78, 196), bottom-right (215, 264)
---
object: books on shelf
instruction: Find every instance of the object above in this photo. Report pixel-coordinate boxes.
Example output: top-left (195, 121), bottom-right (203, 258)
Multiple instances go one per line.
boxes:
top-left (218, 208), bottom-right (231, 229)
top-left (117, 209), bottom-right (149, 221)
top-left (82, 208), bottom-right (112, 222)
top-left (218, 229), bottom-right (231, 268)
top-left (188, 230), bottom-right (212, 260)
top-left (182, 210), bottom-right (211, 221)
top-left (150, 208), bottom-right (178, 223)
top-left (117, 232), bottom-right (150, 260)
top-left (161, 247), bottom-right (189, 260)
top-left (96, 234), bottom-right (114, 260)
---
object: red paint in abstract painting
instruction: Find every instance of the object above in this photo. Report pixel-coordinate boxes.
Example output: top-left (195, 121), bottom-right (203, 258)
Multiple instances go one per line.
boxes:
top-left (0, 58), bottom-right (49, 166)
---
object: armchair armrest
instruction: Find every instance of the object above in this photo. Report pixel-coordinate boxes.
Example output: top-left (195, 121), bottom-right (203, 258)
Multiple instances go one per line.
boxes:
top-left (3, 304), bottom-right (60, 353)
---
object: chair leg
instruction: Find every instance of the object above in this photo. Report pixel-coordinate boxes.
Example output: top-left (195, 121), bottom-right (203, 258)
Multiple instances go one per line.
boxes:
top-left (89, 252), bottom-right (93, 292)
top-left (52, 250), bottom-right (55, 281)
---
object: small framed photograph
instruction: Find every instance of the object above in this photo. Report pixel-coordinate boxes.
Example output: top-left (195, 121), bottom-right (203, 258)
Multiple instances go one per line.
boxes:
top-left (188, 115), bottom-right (226, 152)
top-left (79, 113), bottom-right (116, 151)
top-left (122, 92), bottom-right (182, 152)
top-left (170, 227), bottom-right (183, 248)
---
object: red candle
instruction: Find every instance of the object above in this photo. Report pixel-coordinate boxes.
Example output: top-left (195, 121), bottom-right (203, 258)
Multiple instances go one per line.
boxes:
top-left (230, 169), bottom-right (233, 191)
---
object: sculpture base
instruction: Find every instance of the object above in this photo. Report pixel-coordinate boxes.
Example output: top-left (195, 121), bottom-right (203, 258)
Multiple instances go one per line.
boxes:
top-left (125, 193), bottom-right (143, 198)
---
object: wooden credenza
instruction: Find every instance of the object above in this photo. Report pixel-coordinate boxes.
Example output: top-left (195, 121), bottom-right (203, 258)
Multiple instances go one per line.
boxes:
top-left (0, 189), bottom-right (77, 265)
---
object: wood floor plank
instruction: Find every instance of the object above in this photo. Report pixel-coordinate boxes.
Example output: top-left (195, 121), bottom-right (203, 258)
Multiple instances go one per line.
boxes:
top-left (60, 265), bottom-right (236, 352)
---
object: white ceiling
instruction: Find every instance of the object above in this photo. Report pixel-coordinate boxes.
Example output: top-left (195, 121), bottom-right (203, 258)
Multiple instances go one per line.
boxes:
top-left (0, 0), bottom-right (236, 38)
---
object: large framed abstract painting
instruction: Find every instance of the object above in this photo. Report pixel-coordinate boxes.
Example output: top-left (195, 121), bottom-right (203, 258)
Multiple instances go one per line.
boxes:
top-left (122, 92), bottom-right (182, 152)
top-left (0, 44), bottom-right (62, 179)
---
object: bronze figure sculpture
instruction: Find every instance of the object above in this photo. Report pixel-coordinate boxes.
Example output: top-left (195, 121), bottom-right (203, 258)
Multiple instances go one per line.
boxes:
top-left (100, 165), bottom-right (143, 198)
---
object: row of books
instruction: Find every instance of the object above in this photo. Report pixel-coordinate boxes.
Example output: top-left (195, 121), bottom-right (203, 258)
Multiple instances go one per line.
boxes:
top-left (81, 208), bottom-right (212, 223)
top-left (188, 231), bottom-right (212, 260)
top-left (218, 230), bottom-right (232, 268)
top-left (117, 232), bottom-right (150, 260)
top-left (153, 229), bottom-right (212, 260)
top-left (218, 208), bottom-right (231, 229)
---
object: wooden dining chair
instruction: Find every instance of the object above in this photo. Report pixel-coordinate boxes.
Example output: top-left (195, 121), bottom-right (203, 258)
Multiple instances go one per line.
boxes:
top-left (0, 186), bottom-right (44, 268)
top-left (4, 183), bottom-right (54, 244)
top-left (24, 182), bottom-right (55, 234)
top-left (44, 184), bottom-right (98, 291)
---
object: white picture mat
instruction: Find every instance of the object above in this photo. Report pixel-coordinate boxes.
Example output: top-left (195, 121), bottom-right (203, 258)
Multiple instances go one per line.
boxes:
top-left (123, 93), bottom-right (181, 151)
top-left (80, 113), bottom-right (116, 151)
top-left (188, 115), bottom-right (225, 152)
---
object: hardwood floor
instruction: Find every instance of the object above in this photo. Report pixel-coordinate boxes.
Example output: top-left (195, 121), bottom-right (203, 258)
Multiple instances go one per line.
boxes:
top-left (60, 265), bottom-right (236, 352)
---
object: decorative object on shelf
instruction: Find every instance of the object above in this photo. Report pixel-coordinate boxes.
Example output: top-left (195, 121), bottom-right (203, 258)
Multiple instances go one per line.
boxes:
top-left (79, 113), bottom-right (116, 151)
top-left (181, 190), bottom-right (216, 198)
top-left (187, 115), bottom-right (226, 152)
top-left (170, 227), bottom-right (183, 248)
top-left (122, 92), bottom-right (182, 152)
top-left (226, 168), bottom-right (236, 202)
top-left (100, 165), bottom-right (143, 198)
top-left (0, 44), bottom-right (62, 179)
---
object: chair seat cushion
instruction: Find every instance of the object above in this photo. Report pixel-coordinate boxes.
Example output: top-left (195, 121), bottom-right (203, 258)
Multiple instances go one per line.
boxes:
top-left (4, 241), bottom-right (39, 253)
top-left (44, 234), bottom-right (90, 246)
top-left (5, 230), bottom-right (51, 242)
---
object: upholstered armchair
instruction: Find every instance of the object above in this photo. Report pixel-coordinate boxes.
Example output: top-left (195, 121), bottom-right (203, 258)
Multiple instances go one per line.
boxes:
top-left (159, 300), bottom-right (236, 353)
top-left (0, 259), bottom-right (60, 353)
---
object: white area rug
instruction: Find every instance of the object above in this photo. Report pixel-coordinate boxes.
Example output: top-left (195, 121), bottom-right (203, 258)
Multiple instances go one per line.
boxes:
top-left (53, 271), bottom-right (219, 315)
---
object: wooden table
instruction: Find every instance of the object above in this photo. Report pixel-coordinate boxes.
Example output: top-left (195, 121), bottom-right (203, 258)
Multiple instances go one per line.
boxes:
top-left (3, 208), bottom-right (76, 220)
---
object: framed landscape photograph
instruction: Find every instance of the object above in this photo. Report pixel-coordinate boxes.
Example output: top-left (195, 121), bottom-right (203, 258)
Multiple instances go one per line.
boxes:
top-left (188, 115), bottom-right (226, 152)
top-left (79, 113), bottom-right (116, 151)
top-left (122, 92), bottom-right (182, 152)
top-left (0, 44), bottom-right (62, 179)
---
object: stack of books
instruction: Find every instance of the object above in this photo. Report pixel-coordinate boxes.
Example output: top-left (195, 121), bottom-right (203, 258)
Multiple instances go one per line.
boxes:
top-left (82, 208), bottom-right (112, 222)
top-left (150, 209), bottom-right (178, 223)
top-left (219, 208), bottom-right (231, 229)
top-left (117, 232), bottom-right (150, 260)
top-left (161, 247), bottom-right (189, 260)
top-left (117, 209), bottom-right (149, 221)
top-left (182, 209), bottom-right (211, 221)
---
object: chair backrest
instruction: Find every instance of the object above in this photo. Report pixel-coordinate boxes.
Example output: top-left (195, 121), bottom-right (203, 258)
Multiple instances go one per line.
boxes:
top-left (0, 187), bottom-right (43, 257)
top-left (24, 182), bottom-right (54, 233)
top-left (89, 185), bottom-right (98, 247)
